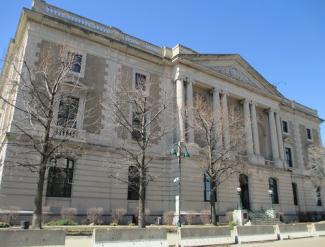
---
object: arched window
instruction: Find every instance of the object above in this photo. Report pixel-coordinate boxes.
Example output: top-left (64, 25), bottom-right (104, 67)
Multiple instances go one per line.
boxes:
top-left (127, 166), bottom-right (140, 200)
top-left (269, 177), bottom-right (279, 204)
top-left (239, 174), bottom-right (250, 210)
top-left (203, 174), bottom-right (217, 202)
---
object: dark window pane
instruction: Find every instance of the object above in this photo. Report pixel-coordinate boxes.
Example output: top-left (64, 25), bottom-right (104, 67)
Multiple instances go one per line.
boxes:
top-left (204, 174), bottom-right (216, 202)
top-left (57, 96), bottom-right (79, 129)
top-left (131, 112), bottom-right (141, 140)
top-left (269, 178), bottom-right (279, 204)
top-left (127, 166), bottom-right (140, 200)
top-left (292, 183), bottom-right (298, 206)
top-left (285, 147), bottom-right (293, 167)
top-left (317, 187), bottom-right (322, 206)
top-left (282, 121), bottom-right (288, 133)
top-left (70, 53), bottom-right (82, 73)
top-left (307, 128), bottom-right (312, 140)
top-left (135, 73), bottom-right (146, 91)
top-left (46, 159), bottom-right (74, 198)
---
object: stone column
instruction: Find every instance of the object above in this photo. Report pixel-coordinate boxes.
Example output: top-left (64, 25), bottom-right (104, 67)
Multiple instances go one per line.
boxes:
top-left (221, 92), bottom-right (230, 148)
top-left (213, 88), bottom-right (222, 149)
top-left (268, 109), bottom-right (280, 163)
top-left (176, 78), bottom-right (185, 141)
top-left (186, 80), bottom-right (194, 143)
top-left (244, 99), bottom-right (254, 156)
top-left (251, 102), bottom-right (261, 156)
top-left (275, 111), bottom-right (285, 164)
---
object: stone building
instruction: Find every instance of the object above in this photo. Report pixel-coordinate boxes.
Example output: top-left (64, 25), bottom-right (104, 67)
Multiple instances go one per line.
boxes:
top-left (0, 0), bottom-right (324, 222)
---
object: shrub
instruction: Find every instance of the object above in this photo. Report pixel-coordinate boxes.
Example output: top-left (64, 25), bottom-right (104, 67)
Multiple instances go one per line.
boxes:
top-left (228, 221), bottom-right (236, 230)
top-left (110, 222), bottom-right (118, 226)
top-left (112, 208), bottom-right (126, 224)
top-left (60, 208), bottom-right (77, 220)
top-left (0, 222), bottom-right (9, 228)
top-left (87, 208), bottom-right (103, 225)
top-left (163, 211), bottom-right (174, 225)
top-left (42, 206), bottom-right (51, 224)
top-left (46, 219), bottom-right (78, 226)
top-left (185, 211), bottom-right (197, 225)
top-left (7, 207), bottom-right (20, 226)
top-left (200, 210), bottom-right (211, 225)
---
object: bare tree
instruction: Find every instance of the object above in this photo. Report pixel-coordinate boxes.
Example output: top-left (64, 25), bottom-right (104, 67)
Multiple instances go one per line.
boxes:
top-left (110, 80), bottom-right (169, 228)
top-left (188, 94), bottom-right (246, 225)
top-left (0, 42), bottom-right (88, 228)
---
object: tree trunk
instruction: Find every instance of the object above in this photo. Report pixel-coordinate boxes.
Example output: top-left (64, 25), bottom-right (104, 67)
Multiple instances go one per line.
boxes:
top-left (210, 180), bottom-right (217, 225)
top-left (31, 160), bottom-right (47, 229)
top-left (210, 201), bottom-right (217, 225)
top-left (138, 173), bottom-right (146, 228)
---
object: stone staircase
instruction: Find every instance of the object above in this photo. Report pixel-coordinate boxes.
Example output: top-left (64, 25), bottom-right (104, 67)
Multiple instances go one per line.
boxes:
top-left (248, 209), bottom-right (282, 225)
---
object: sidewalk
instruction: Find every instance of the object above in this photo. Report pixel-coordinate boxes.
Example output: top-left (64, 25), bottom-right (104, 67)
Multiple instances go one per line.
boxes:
top-left (65, 235), bottom-right (325, 247)
top-left (234, 237), bottom-right (325, 247)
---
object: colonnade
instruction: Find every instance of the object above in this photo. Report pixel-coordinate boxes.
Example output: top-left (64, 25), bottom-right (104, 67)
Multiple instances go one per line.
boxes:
top-left (175, 76), bottom-right (285, 166)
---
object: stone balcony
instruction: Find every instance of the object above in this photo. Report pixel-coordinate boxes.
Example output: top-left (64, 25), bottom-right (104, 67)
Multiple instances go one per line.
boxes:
top-left (51, 125), bottom-right (86, 142)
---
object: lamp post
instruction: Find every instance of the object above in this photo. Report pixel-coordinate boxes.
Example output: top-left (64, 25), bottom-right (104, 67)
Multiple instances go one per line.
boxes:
top-left (268, 189), bottom-right (273, 210)
top-left (170, 141), bottom-right (190, 228)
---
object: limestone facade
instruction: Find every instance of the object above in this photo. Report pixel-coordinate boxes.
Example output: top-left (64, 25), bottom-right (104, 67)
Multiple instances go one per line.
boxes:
top-left (0, 0), bottom-right (324, 222)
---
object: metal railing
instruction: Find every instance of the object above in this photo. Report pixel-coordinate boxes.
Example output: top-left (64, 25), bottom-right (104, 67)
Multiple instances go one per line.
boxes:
top-left (32, 0), bottom-right (162, 56)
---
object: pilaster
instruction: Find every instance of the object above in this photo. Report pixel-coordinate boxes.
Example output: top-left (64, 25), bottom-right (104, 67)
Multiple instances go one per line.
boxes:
top-left (186, 80), bottom-right (194, 143)
top-left (221, 92), bottom-right (230, 148)
top-left (176, 78), bottom-right (185, 142)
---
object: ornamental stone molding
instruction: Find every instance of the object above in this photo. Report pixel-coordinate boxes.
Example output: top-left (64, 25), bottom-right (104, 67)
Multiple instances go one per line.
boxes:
top-left (209, 65), bottom-right (267, 92)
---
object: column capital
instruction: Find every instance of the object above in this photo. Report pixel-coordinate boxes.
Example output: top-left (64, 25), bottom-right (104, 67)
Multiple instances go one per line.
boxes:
top-left (240, 98), bottom-right (252, 105)
top-left (211, 87), bottom-right (221, 94)
top-left (220, 90), bottom-right (229, 97)
top-left (266, 108), bottom-right (275, 114)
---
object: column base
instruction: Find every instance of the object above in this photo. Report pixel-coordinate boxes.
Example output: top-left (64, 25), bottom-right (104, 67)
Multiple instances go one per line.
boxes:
top-left (273, 159), bottom-right (284, 168)
top-left (248, 155), bottom-right (265, 165)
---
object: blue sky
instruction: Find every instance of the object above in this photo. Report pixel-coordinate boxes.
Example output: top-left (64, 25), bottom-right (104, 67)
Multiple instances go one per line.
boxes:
top-left (1, 0), bottom-right (324, 144)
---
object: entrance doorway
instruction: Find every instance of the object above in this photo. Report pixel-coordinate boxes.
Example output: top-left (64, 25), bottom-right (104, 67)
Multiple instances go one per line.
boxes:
top-left (239, 174), bottom-right (250, 210)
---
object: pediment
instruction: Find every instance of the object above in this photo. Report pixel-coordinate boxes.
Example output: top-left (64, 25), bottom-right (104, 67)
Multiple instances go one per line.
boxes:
top-left (181, 54), bottom-right (283, 98)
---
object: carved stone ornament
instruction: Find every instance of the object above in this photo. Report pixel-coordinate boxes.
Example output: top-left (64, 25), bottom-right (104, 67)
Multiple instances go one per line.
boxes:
top-left (209, 65), bottom-right (266, 91)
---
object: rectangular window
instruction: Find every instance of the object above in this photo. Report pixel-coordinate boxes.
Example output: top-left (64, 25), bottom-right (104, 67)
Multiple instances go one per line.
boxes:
top-left (282, 120), bottom-right (288, 133)
top-left (204, 174), bottom-right (217, 202)
top-left (57, 96), bottom-right (79, 129)
top-left (131, 111), bottom-right (142, 141)
top-left (307, 128), bottom-right (312, 140)
top-left (269, 177), bottom-right (279, 204)
top-left (285, 147), bottom-right (293, 168)
top-left (127, 166), bottom-right (140, 200)
top-left (316, 187), bottom-right (322, 206)
top-left (292, 183), bottom-right (299, 206)
top-left (135, 73), bottom-right (146, 91)
top-left (46, 158), bottom-right (74, 198)
top-left (69, 53), bottom-right (82, 73)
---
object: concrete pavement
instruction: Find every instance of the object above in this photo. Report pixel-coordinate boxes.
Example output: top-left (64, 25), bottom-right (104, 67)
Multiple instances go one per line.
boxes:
top-left (236, 237), bottom-right (325, 247)
top-left (65, 235), bottom-right (325, 247)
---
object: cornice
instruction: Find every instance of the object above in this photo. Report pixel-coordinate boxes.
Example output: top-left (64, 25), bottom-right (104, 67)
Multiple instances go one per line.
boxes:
top-left (21, 9), bottom-right (173, 67)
